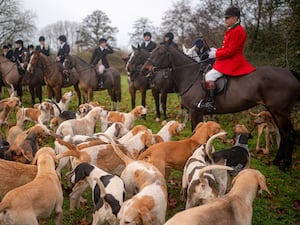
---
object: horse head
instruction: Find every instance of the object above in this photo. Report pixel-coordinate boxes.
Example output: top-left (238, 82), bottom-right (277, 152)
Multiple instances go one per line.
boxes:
top-left (142, 43), bottom-right (173, 74)
top-left (126, 46), bottom-right (150, 75)
top-left (27, 51), bottom-right (40, 73)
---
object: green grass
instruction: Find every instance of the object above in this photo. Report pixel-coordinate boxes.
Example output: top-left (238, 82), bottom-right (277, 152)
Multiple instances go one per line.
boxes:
top-left (4, 74), bottom-right (300, 224)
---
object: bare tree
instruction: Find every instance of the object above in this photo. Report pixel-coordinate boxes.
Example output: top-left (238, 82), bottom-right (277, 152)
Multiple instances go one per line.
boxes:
top-left (0, 0), bottom-right (36, 46)
top-left (128, 17), bottom-right (158, 46)
top-left (77, 10), bottom-right (118, 49)
top-left (160, 0), bottom-right (193, 46)
top-left (40, 20), bottom-right (81, 53)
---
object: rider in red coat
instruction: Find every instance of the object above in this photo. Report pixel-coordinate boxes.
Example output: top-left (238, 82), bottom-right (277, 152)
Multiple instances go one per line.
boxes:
top-left (197, 6), bottom-right (255, 112)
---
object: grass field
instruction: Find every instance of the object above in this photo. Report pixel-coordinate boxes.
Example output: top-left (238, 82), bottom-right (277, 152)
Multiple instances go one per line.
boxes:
top-left (4, 74), bottom-right (300, 225)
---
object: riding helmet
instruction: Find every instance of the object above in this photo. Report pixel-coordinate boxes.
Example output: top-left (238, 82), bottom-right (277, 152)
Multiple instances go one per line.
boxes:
top-left (28, 44), bottom-right (34, 50)
top-left (2, 45), bottom-right (9, 49)
top-left (164, 32), bottom-right (174, 41)
top-left (143, 32), bottom-right (152, 38)
top-left (193, 38), bottom-right (204, 48)
top-left (58, 35), bottom-right (67, 42)
top-left (15, 40), bottom-right (23, 45)
top-left (224, 6), bottom-right (240, 18)
top-left (39, 36), bottom-right (45, 41)
top-left (99, 38), bottom-right (107, 44)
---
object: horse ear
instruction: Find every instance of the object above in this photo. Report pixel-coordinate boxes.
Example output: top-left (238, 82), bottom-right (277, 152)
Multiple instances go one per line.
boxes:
top-left (131, 45), bottom-right (136, 50)
top-left (182, 44), bottom-right (187, 54)
top-left (137, 44), bottom-right (140, 49)
top-left (191, 45), bottom-right (196, 51)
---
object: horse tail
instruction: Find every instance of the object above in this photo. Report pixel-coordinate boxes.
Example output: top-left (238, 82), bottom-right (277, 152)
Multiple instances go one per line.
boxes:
top-left (291, 70), bottom-right (300, 101)
top-left (290, 70), bottom-right (300, 82)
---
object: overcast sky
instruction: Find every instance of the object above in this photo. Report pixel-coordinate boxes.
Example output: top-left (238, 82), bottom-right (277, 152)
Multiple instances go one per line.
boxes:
top-left (22, 0), bottom-right (193, 49)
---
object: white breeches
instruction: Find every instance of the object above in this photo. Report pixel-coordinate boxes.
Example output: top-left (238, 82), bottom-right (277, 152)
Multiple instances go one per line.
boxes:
top-left (205, 68), bottom-right (223, 81)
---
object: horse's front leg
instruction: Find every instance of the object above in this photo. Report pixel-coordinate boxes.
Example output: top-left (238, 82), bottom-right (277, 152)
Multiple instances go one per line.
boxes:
top-left (152, 89), bottom-right (160, 121)
top-left (73, 83), bottom-right (81, 105)
top-left (54, 86), bottom-right (62, 102)
top-left (129, 86), bottom-right (136, 109)
top-left (161, 91), bottom-right (168, 121)
top-left (47, 85), bottom-right (55, 99)
top-left (29, 85), bottom-right (35, 106)
top-left (271, 110), bottom-right (296, 171)
top-left (190, 109), bottom-right (204, 131)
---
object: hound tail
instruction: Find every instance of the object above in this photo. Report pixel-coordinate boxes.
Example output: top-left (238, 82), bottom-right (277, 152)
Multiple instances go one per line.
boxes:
top-left (56, 149), bottom-right (82, 160)
top-left (56, 138), bottom-right (105, 151)
top-left (92, 177), bottom-right (107, 199)
top-left (46, 99), bottom-right (62, 115)
top-left (198, 165), bottom-right (233, 181)
top-left (94, 133), bottom-right (133, 165)
top-left (205, 132), bottom-right (227, 163)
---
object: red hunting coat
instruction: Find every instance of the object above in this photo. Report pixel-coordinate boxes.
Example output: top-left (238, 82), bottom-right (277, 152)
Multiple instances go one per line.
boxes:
top-left (214, 24), bottom-right (255, 76)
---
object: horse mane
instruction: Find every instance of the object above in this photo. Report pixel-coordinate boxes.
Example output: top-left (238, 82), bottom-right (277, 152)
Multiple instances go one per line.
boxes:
top-left (166, 43), bottom-right (198, 63)
top-left (72, 55), bottom-right (89, 65)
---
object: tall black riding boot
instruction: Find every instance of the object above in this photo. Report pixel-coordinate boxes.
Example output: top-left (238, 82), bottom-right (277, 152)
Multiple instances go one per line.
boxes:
top-left (197, 81), bottom-right (216, 112)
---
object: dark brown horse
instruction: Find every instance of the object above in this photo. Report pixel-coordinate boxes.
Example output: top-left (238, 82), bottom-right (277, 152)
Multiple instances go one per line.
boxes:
top-left (0, 56), bottom-right (23, 100)
top-left (142, 43), bottom-right (300, 170)
top-left (27, 51), bottom-right (81, 105)
top-left (22, 56), bottom-right (45, 106)
top-left (63, 55), bottom-right (121, 110)
top-left (126, 46), bottom-right (181, 120)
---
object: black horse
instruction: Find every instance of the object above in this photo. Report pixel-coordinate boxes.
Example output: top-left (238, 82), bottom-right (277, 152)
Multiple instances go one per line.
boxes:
top-left (142, 42), bottom-right (300, 171)
top-left (126, 46), bottom-right (181, 121)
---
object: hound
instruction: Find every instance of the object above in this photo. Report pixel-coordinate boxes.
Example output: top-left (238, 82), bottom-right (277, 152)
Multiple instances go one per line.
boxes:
top-left (0, 147), bottom-right (63, 225)
top-left (138, 121), bottom-right (224, 176)
top-left (164, 169), bottom-right (271, 225)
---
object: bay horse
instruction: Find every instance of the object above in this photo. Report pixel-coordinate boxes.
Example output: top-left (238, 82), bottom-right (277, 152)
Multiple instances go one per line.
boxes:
top-left (0, 56), bottom-right (23, 100)
top-left (27, 51), bottom-right (81, 105)
top-left (63, 55), bottom-right (121, 111)
top-left (126, 46), bottom-right (182, 121)
top-left (142, 42), bottom-right (300, 171)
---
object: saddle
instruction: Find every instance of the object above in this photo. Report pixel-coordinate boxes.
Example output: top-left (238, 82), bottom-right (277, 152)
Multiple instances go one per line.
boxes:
top-left (201, 76), bottom-right (228, 95)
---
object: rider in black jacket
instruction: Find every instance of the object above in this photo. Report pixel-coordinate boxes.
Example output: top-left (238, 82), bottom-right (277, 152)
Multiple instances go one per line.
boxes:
top-left (90, 38), bottom-right (114, 88)
top-left (141, 32), bottom-right (157, 52)
top-left (56, 35), bottom-right (70, 82)
top-left (36, 36), bottom-right (50, 56)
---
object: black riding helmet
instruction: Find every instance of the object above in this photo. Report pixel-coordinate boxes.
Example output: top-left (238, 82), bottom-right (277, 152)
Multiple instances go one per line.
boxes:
top-left (15, 40), bottom-right (23, 46)
top-left (99, 38), bottom-right (107, 44)
top-left (58, 35), bottom-right (67, 42)
top-left (143, 32), bottom-right (152, 38)
top-left (164, 32), bottom-right (174, 41)
top-left (39, 36), bottom-right (45, 41)
top-left (225, 6), bottom-right (241, 19)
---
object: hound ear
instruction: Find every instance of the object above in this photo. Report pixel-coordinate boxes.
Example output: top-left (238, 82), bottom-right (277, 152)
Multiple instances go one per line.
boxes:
top-left (139, 206), bottom-right (153, 225)
top-left (258, 174), bottom-right (271, 195)
top-left (142, 132), bottom-right (153, 147)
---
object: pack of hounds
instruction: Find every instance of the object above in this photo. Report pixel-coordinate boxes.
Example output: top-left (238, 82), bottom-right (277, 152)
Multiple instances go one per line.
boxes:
top-left (0, 90), bottom-right (272, 225)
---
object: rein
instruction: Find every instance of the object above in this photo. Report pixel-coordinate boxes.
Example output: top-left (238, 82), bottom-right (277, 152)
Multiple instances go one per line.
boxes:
top-left (64, 57), bottom-right (96, 74)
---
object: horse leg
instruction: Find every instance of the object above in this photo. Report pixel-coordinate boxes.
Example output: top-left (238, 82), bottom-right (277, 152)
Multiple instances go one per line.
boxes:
top-left (270, 110), bottom-right (296, 171)
top-left (54, 86), bottom-right (62, 102)
top-left (190, 110), bottom-right (204, 131)
top-left (29, 85), bottom-right (35, 106)
top-left (37, 85), bottom-right (42, 103)
top-left (152, 89), bottom-right (160, 121)
top-left (88, 89), bottom-right (93, 103)
top-left (129, 87), bottom-right (136, 109)
top-left (161, 91), bottom-right (168, 121)
top-left (73, 83), bottom-right (81, 106)
top-left (47, 85), bottom-right (55, 99)
top-left (16, 84), bottom-right (23, 102)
